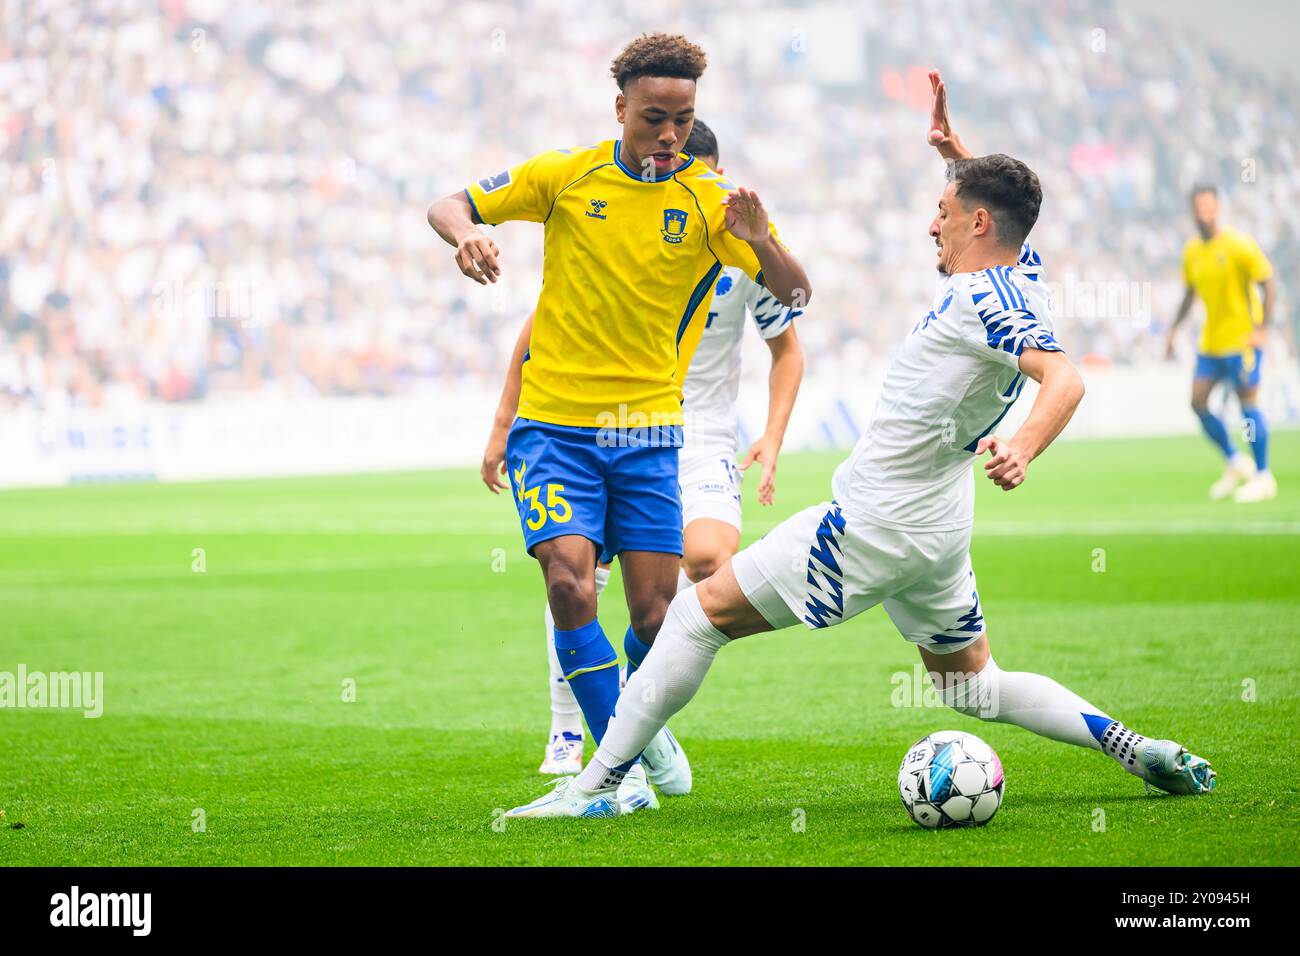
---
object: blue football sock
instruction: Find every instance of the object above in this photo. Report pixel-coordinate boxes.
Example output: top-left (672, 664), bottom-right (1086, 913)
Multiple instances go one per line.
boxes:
top-left (623, 627), bottom-right (652, 679)
top-left (1241, 406), bottom-right (1269, 471)
top-left (553, 618), bottom-right (620, 745)
top-left (1195, 408), bottom-right (1235, 459)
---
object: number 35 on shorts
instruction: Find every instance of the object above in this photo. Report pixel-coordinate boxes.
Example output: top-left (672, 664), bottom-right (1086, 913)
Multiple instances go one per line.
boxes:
top-left (513, 459), bottom-right (572, 530)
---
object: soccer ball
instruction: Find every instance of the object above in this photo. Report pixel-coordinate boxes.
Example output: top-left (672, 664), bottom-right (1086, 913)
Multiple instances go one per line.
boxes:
top-left (898, 730), bottom-right (1005, 829)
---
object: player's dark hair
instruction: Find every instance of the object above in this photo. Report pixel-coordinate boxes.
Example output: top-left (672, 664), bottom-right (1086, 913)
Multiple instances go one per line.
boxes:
top-left (1190, 183), bottom-right (1218, 200)
top-left (684, 119), bottom-right (718, 161)
top-left (610, 33), bottom-right (707, 90)
top-left (950, 154), bottom-right (1042, 249)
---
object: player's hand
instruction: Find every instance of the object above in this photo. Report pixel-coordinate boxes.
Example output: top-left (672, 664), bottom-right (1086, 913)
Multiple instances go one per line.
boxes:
top-left (1250, 326), bottom-right (1267, 349)
top-left (480, 424), bottom-right (509, 494)
top-left (455, 232), bottom-right (501, 285)
top-left (722, 187), bottom-right (771, 244)
top-left (927, 70), bottom-right (968, 161)
top-left (976, 435), bottom-right (1029, 491)
top-left (741, 434), bottom-right (781, 505)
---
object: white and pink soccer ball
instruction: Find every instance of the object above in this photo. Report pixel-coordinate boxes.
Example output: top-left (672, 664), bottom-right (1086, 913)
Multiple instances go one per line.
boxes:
top-left (898, 731), bottom-right (1005, 828)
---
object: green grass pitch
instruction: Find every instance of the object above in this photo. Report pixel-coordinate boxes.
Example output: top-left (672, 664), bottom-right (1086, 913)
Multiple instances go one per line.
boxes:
top-left (1, 432), bottom-right (1298, 866)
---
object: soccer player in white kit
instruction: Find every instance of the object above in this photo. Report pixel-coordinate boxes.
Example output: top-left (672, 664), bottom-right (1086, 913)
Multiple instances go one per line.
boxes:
top-left (505, 72), bottom-right (1215, 819)
top-left (481, 121), bottom-right (805, 806)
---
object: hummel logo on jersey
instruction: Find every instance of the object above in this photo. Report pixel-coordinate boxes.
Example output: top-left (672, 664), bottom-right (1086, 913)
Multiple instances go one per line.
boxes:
top-left (586, 199), bottom-right (608, 220)
top-left (478, 170), bottom-right (511, 193)
top-left (661, 208), bottom-right (689, 244)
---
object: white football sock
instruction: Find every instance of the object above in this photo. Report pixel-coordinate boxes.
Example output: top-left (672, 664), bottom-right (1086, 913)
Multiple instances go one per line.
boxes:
top-left (940, 658), bottom-right (1150, 777)
top-left (579, 585), bottom-right (728, 789)
top-left (544, 566), bottom-right (611, 737)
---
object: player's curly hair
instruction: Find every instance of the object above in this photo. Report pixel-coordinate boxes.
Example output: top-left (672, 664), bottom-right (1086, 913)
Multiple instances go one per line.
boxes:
top-left (951, 154), bottom-right (1042, 249)
top-left (610, 33), bottom-right (707, 90)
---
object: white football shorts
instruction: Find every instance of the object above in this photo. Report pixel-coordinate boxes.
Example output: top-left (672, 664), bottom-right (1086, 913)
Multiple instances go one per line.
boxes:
top-left (678, 446), bottom-right (743, 531)
top-left (730, 499), bottom-right (985, 654)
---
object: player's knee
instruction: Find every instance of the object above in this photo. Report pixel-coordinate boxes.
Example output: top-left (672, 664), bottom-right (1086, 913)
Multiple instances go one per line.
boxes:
top-left (1191, 396), bottom-right (1210, 414)
top-left (628, 596), bottom-right (672, 644)
top-left (544, 569), bottom-right (595, 622)
top-left (927, 656), bottom-right (1000, 719)
top-left (683, 548), bottom-right (728, 583)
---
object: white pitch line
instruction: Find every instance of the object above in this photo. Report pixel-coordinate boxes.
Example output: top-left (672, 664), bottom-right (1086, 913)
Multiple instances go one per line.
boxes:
top-left (0, 518), bottom-right (1298, 538)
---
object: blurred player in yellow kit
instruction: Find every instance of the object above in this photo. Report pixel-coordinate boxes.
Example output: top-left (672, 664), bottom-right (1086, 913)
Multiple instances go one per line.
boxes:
top-left (1166, 185), bottom-right (1277, 502)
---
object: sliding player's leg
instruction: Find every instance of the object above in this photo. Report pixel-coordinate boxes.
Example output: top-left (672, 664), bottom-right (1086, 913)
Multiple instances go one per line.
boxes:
top-left (630, 450), bottom-right (743, 674)
top-left (1192, 365), bottom-right (1253, 499)
top-left (505, 499), bottom-right (906, 818)
top-left (885, 542), bottom-right (1215, 796)
top-left (1232, 355), bottom-right (1276, 502)
top-left (578, 499), bottom-right (880, 796)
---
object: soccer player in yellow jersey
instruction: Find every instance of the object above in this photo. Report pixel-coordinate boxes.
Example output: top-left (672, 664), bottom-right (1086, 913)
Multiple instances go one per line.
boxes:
top-left (1166, 185), bottom-right (1277, 502)
top-left (426, 33), bottom-right (811, 811)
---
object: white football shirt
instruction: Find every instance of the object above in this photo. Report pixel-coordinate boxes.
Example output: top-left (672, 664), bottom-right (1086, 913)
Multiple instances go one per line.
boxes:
top-left (682, 266), bottom-right (800, 455)
top-left (831, 243), bottom-right (1060, 530)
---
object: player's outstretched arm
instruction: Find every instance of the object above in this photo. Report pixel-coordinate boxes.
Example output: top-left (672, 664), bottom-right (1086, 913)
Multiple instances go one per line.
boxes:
top-left (481, 312), bottom-right (534, 493)
top-left (427, 191), bottom-right (501, 285)
top-left (977, 348), bottom-right (1084, 490)
top-left (744, 324), bottom-right (805, 505)
top-left (722, 187), bottom-right (812, 308)
top-left (1255, 275), bottom-right (1277, 347)
top-left (928, 70), bottom-right (973, 162)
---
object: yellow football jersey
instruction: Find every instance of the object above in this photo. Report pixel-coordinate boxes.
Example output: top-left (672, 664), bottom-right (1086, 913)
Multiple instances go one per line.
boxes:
top-left (1182, 227), bottom-right (1272, 356)
top-left (465, 139), bottom-right (780, 428)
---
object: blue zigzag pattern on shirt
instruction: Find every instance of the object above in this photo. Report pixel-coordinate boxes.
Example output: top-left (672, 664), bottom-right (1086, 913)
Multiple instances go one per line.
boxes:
top-left (752, 290), bottom-right (801, 334)
top-left (1017, 241), bottom-right (1042, 280)
top-left (969, 268), bottom-right (1061, 357)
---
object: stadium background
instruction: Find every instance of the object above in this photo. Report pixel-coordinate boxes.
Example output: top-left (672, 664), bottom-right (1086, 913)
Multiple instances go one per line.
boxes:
top-left (2, 0), bottom-right (1298, 485)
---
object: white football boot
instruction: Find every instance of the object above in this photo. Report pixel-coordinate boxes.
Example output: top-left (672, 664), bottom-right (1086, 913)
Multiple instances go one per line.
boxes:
top-left (615, 762), bottom-right (660, 815)
top-left (1233, 470), bottom-right (1277, 503)
top-left (1210, 456), bottom-right (1255, 500)
top-left (1138, 740), bottom-right (1216, 796)
top-left (538, 731), bottom-right (584, 775)
top-left (504, 775), bottom-right (619, 819)
top-left (640, 727), bottom-right (693, 796)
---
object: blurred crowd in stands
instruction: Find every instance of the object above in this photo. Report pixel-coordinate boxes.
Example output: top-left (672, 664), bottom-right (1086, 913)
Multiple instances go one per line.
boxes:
top-left (2, 0), bottom-right (1297, 410)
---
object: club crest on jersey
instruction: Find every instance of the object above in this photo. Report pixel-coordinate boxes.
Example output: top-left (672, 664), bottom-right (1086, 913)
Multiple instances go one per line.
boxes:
top-left (585, 199), bottom-right (608, 220)
top-left (478, 170), bottom-right (511, 194)
top-left (661, 208), bottom-right (688, 244)
top-left (715, 274), bottom-right (734, 296)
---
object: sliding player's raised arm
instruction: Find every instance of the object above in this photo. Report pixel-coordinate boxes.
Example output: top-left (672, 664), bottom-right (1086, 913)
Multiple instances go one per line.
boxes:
top-left (928, 70), bottom-right (973, 162)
